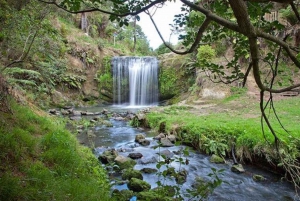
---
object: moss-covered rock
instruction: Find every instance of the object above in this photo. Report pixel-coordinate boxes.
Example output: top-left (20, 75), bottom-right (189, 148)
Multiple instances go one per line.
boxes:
top-left (111, 189), bottom-right (134, 201)
top-left (137, 191), bottom-right (173, 201)
top-left (135, 134), bottom-right (145, 142)
top-left (114, 155), bottom-right (137, 170)
top-left (122, 169), bottom-right (143, 180)
top-left (98, 149), bottom-right (118, 164)
top-left (209, 154), bottom-right (224, 164)
top-left (253, 174), bottom-right (266, 182)
top-left (231, 164), bottom-right (245, 173)
top-left (128, 178), bottom-right (151, 192)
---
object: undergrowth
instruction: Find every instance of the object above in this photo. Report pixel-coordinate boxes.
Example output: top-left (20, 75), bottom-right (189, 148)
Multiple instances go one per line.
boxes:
top-left (0, 99), bottom-right (111, 201)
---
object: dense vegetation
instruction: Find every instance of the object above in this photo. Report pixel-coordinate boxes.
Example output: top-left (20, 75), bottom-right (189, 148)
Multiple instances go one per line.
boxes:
top-left (0, 99), bottom-right (111, 200)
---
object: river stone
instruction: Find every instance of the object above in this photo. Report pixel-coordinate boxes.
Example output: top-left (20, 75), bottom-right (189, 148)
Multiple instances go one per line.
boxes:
top-left (136, 113), bottom-right (146, 120)
top-left (61, 109), bottom-right (69, 115)
top-left (253, 174), bottom-right (266, 182)
top-left (175, 169), bottom-right (188, 184)
top-left (102, 108), bottom-right (109, 114)
top-left (138, 139), bottom-right (150, 146)
top-left (135, 134), bottom-right (145, 142)
top-left (128, 178), bottom-right (151, 192)
top-left (153, 133), bottom-right (165, 140)
top-left (231, 164), bottom-right (245, 173)
top-left (114, 116), bottom-right (125, 121)
top-left (160, 138), bottom-right (174, 147)
top-left (98, 149), bottom-right (118, 164)
top-left (128, 152), bottom-right (143, 159)
top-left (140, 156), bottom-right (157, 164)
top-left (160, 149), bottom-right (174, 159)
top-left (72, 110), bottom-right (81, 116)
top-left (111, 189), bottom-right (134, 201)
top-left (122, 169), bottom-right (143, 180)
top-left (138, 190), bottom-right (174, 201)
top-left (167, 135), bottom-right (176, 143)
top-left (114, 155), bottom-right (137, 170)
top-left (210, 154), bottom-right (225, 164)
top-left (140, 168), bottom-right (158, 174)
top-left (69, 116), bottom-right (82, 121)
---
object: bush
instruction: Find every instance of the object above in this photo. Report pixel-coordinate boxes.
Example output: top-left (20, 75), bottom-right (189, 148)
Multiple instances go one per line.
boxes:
top-left (196, 45), bottom-right (216, 65)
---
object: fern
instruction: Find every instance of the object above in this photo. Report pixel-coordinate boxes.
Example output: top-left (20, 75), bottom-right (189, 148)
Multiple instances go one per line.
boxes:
top-left (7, 78), bottom-right (36, 86)
top-left (3, 67), bottom-right (41, 77)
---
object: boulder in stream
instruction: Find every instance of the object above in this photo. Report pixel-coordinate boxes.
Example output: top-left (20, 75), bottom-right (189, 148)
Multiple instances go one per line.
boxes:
top-left (98, 149), bottom-right (118, 164)
top-left (153, 133), bottom-right (165, 140)
top-left (167, 135), bottom-right (176, 143)
top-left (140, 168), bottom-right (158, 174)
top-left (135, 134), bottom-right (145, 142)
top-left (210, 154), bottom-right (225, 164)
top-left (122, 168), bottom-right (143, 180)
top-left (112, 189), bottom-right (134, 201)
top-left (231, 164), bottom-right (245, 173)
top-left (253, 174), bottom-right (266, 182)
top-left (175, 169), bottom-right (188, 184)
top-left (114, 155), bottom-right (137, 170)
top-left (160, 138), bottom-right (174, 147)
top-left (140, 156), bottom-right (157, 164)
top-left (159, 149), bottom-right (174, 159)
top-left (128, 152), bottom-right (143, 159)
top-left (128, 178), bottom-right (151, 192)
top-left (138, 139), bottom-right (150, 146)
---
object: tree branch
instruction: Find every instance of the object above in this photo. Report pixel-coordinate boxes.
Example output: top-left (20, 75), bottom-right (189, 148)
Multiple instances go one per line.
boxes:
top-left (290, 1), bottom-right (300, 22)
top-left (37, 0), bottom-right (166, 16)
top-left (147, 11), bottom-right (211, 54)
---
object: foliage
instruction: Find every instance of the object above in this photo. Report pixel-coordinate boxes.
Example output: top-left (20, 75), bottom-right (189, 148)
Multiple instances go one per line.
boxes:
top-left (159, 66), bottom-right (179, 100)
top-left (155, 42), bottom-right (173, 55)
top-left (96, 56), bottom-right (113, 97)
top-left (0, 100), bottom-right (111, 201)
top-left (153, 141), bottom-right (224, 200)
top-left (196, 45), bottom-right (216, 66)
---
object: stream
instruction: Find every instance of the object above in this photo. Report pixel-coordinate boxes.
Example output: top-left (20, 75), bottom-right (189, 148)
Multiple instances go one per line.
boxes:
top-left (75, 106), bottom-right (298, 201)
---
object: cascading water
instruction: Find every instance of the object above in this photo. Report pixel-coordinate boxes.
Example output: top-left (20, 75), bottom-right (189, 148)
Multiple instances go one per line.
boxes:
top-left (112, 56), bottom-right (159, 106)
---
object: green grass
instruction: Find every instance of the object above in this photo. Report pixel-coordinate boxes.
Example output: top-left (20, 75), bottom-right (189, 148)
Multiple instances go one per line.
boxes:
top-left (145, 97), bottom-right (300, 162)
top-left (0, 100), bottom-right (111, 201)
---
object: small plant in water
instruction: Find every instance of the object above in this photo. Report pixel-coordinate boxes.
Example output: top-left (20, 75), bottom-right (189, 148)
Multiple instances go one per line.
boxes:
top-left (154, 141), bottom-right (225, 200)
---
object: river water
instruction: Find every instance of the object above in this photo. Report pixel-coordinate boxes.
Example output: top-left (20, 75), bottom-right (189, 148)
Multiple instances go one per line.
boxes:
top-left (76, 106), bottom-right (298, 201)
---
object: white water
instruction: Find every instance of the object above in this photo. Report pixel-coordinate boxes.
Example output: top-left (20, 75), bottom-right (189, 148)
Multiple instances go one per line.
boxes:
top-left (112, 56), bottom-right (159, 106)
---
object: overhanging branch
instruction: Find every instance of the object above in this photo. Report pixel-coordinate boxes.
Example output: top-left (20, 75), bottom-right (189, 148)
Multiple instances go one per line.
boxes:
top-left (37, 0), bottom-right (166, 16)
top-left (147, 10), bottom-right (211, 54)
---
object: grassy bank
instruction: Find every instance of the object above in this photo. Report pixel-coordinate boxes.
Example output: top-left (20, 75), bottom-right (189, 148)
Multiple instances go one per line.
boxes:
top-left (143, 97), bottom-right (299, 167)
top-left (0, 99), bottom-right (111, 201)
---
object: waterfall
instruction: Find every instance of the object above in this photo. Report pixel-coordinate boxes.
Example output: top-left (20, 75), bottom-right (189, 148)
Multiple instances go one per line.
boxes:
top-left (112, 56), bottom-right (159, 106)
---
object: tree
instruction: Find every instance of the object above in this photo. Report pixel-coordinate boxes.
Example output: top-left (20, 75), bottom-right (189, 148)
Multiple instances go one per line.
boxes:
top-left (37, 0), bottom-right (300, 190)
